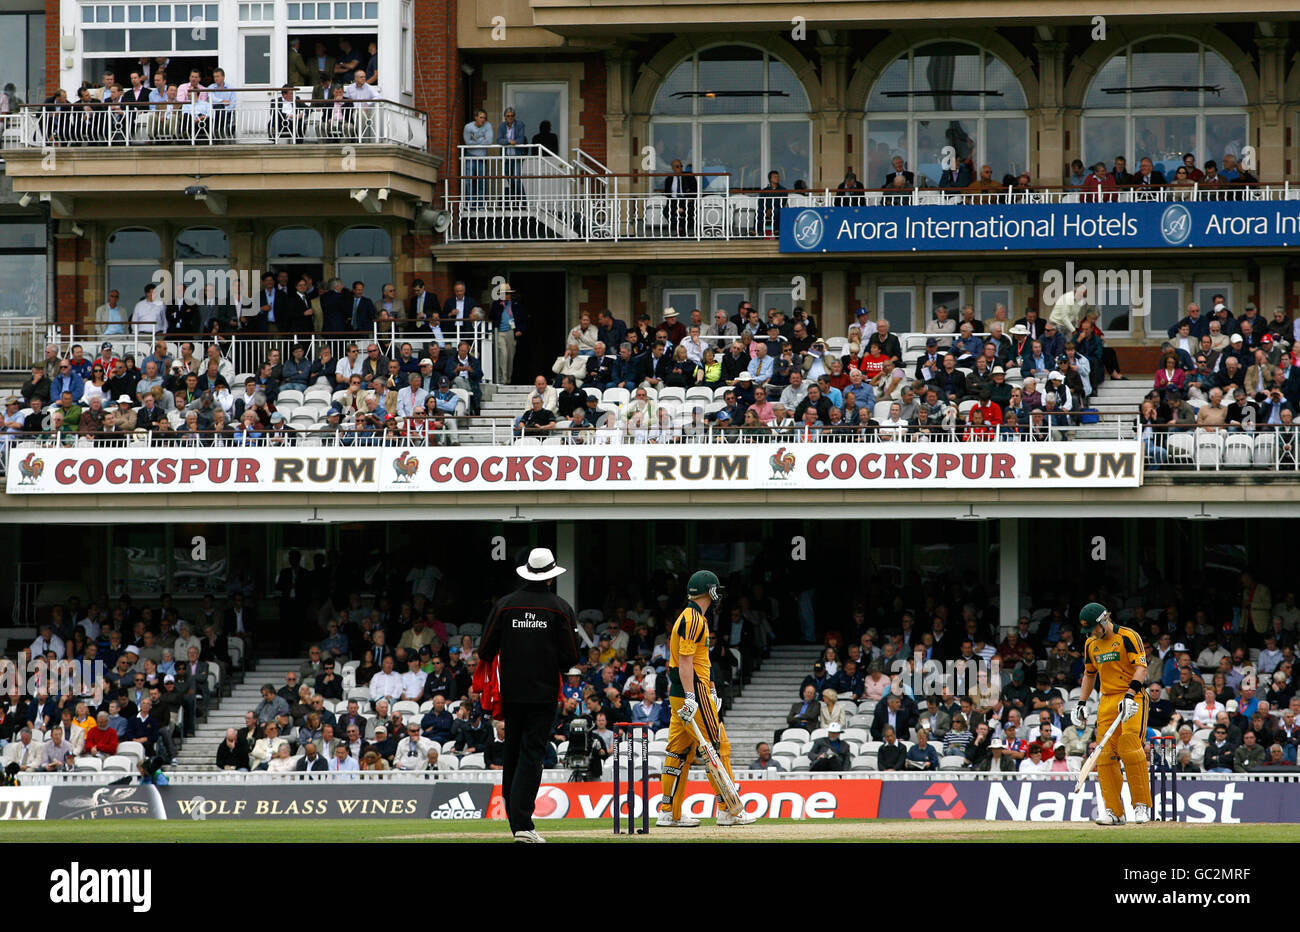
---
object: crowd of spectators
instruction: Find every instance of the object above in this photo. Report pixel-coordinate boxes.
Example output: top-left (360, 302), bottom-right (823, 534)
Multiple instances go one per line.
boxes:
top-left (0, 594), bottom-right (236, 772)
top-left (1141, 298), bottom-right (1300, 463)
top-left (213, 560), bottom-right (772, 774)
top-left (762, 575), bottom-right (1298, 773)
top-left (3, 303), bottom-right (487, 453)
top-left (514, 299), bottom-right (1114, 443)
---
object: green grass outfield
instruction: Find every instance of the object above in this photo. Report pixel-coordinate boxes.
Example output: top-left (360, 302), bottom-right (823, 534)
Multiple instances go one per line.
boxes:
top-left (1, 819), bottom-right (1297, 843)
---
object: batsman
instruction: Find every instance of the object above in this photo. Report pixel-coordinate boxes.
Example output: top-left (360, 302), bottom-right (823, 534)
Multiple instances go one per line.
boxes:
top-left (1075, 601), bottom-right (1153, 824)
top-left (658, 570), bottom-right (754, 827)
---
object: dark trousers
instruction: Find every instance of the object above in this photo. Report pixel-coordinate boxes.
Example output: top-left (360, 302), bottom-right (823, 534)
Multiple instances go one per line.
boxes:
top-left (501, 700), bottom-right (556, 834)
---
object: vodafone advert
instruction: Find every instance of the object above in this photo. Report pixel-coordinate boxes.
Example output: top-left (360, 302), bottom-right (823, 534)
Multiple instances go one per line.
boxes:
top-left (488, 779), bottom-right (882, 821)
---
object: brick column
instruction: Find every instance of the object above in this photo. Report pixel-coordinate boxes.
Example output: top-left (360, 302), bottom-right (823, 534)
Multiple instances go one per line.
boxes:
top-left (414, 0), bottom-right (463, 174)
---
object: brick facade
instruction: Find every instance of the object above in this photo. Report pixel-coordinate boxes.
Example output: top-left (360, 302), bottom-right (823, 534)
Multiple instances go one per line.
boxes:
top-left (413, 0), bottom-right (463, 177)
top-left (578, 56), bottom-right (607, 164)
top-left (578, 274), bottom-right (607, 319)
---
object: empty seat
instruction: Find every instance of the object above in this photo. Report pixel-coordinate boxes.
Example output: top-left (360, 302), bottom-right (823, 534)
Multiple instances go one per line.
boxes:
top-left (1223, 434), bottom-right (1253, 467)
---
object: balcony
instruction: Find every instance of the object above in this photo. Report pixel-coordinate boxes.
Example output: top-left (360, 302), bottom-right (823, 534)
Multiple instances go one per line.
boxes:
top-left (2, 95), bottom-right (435, 219)
top-left (442, 152), bottom-right (1300, 257)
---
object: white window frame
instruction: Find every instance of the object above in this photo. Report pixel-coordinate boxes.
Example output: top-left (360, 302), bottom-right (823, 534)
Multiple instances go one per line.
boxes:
top-left (503, 81), bottom-right (569, 156)
top-left (662, 288), bottom-right (701, 319)
top-left (710, 288), bottom-right (748, 319)
top-left (924, 286), bottom-right (964, 329)
top-left (239, 28), bottom-right (273, 87)
top-left (975, 286), bottom-right (1013, 322)
top-left (1195, 282), bottom-right (1233, 316)
top-left (879, 286), bottom-right (917, 333)
top-left (1145, 283), bottom-right (1184, 337)
top-left (758, 287), bottom-right (794, 319)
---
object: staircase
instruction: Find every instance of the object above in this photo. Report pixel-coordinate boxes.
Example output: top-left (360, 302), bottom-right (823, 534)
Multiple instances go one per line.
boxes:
top-left (1090, 376), bottom-right (1152, 418)
top-left (721, 645), bottom-right (822, 765)
top-left (462, 384), bottom-right (533, 444)
top-left (173, 657), bottom-right (299, 771)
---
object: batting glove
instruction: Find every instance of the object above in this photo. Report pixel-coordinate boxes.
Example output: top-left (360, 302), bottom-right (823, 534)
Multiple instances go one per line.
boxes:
top-left (1071, 702), bottom-right (1089, 728)
top-left (710, 687), bottom-right (720, 713)
top-left (1119, 696), bottom-right (1140, 722)
top-left (678, 693), bottom-right (698, 724)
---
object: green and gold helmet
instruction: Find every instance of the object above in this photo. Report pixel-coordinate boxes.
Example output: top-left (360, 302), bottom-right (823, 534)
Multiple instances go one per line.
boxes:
top-left (1079, 601), bottom-right (1110, 636)
top-left (687, 570), bottom-right (725, 601)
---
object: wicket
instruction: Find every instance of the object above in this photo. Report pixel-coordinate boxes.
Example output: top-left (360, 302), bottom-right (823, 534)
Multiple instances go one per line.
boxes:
top-left (612, 721), bottom-right (651, 835)
top-left (1150, 735), bottom-right (1180, 821)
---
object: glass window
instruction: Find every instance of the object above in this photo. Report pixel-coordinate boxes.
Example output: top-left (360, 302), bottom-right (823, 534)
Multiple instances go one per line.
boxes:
top-left (879, 288), bottom-right (916, 333)
top-left (107, 227), bottom-right (162, 260)
top-left (268, 226), bottom-right (323, 259)
top-left (1146, 285), bottom-right (1183, 336)
top-left (759, 287), bottom-right (794, 320)
top-left (1082, 39), bottom-right (1248, 172)
top-left (337, 226), bottom-right (391, 257)
top-left (662, 289), bottom-right (700, 318)
top-left (976, 287), bottom-right (1012, 321)
top-left (925, 287), bottom-right (964, 328)
top-left (711, 289), bottom-right (747, 318)
top-left (1195, 284), bottom-right (1232, 316)
top-left (175, 227), bottom-right (228, 260)
top-left (129, 28), bottom-right (171, 51)
top-left (107, 227), bottom-right (162, 308)
top-left (0, 222), bottom-right (48, 319)
top-left (865, 42), bottom-right (1028, 188)
top-left (650, 45), bottom-right (811, 190)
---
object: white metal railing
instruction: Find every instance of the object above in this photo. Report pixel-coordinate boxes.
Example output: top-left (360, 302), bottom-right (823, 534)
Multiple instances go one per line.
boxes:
top-left (0, 319), bottom-right (47, 372)
top-left (4, 96), bottom-right (427, 150)
top-left (442, 181), bottom-right (1300, 243)
top-left (43, 325), bottom-right (493, 387)
top-left (1142, 425), bottom-right (1300, 471)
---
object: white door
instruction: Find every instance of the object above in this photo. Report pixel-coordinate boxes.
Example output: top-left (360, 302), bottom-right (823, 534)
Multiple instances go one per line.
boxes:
top-left (503, 82), bottom-right (568, 157)
top-left (241, 31), bottom-right (273, 87)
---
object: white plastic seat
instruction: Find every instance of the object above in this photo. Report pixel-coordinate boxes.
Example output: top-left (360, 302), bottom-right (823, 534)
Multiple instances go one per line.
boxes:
top-left (939, 755), bottom-right (968, 771)
top-left (1195, 429), bottom-right (1224, 467)
top-left (873, 400), bottom-right (893, 421)
top-left (781, 727), bottom-right (810, 745)
top-left (276, 389), bottom-right (305, 406)
top-left (393, 700), bottom-right (420, 718)
top-left (1223, 433), bottom-right (1253, 467)
top-left (75, 757), bottom-right (103, 771)
top-left (582, 387), bottom-right (602, 402)
top-left (102, 755), bottom-right (133, 772)
top-left (602, 387), bottom-right (630, 407)
top-left (657, 387), bottom-right (686, 404)
top-left (459, 752), bottom-right (485, 770)
top-left (116, 743), bottom-right (144, 761)
top-left (772, 740), bottom-right (804, 757)
top-left (1253, 433), bottom-right (1278, 467)
top-left (459, 623), bottom-right (482, 638)
top-left (808, 727), bottom-right (830, 743)
top-left (643, 194), bottom-right (669, 234)
top-left (685, 387), bottom-right (714, 403)
top-left (730, 194), bottom-right (757, 234)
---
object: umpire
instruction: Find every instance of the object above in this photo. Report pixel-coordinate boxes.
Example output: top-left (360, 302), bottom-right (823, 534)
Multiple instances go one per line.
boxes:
top-left (478, 547), bottom-right (579, 843)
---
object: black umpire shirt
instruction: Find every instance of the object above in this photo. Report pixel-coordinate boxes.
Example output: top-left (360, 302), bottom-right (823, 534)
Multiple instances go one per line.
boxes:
top-left (479, 582), bottom-right (580, 704)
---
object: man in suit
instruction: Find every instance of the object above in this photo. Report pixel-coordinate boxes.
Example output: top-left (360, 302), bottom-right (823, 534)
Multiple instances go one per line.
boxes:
top-left (348, 281), bottom-right (376, 334)
top-left (883, 155), bottom-right (914, 188)
top-left (404, 278), bottom-right (437, 326)
top-left (1133, 156), bottom-right (1166, 190)
top-left (288, 37), bottom-right (313, 87)
top-left (286, 276), bottom-right (315, 334)
top-left (871, 693), bottom-right (916, 742)
top-left (295, 741), bottom-right (329, 772)
top-left (663, 158), bottom-right (697, 237)
top-left (496, 108), bottom-right (527, 199)
top-left (490, 283), bottom-right (524, 384)
top-left (440, 280), bottom-right (470, 330)
top-left (938, 159), bottom-right (972, 189)
top-left (252, 273), bottom-right (279, 333)
top-left (336, 700), bottom-right (367, 737)
top-left (276, 550), bottom-right (306, 654)
top-left (309, 42), bottom-right (336, 87)
top-left (317, 277), bottom-right (349, 333)
top-left (122, 72), bottom-right (151, 105)
top-left (1111, 155), bottom-right (1134, 188)
top-left (780, 684), bottom-right (821, 741)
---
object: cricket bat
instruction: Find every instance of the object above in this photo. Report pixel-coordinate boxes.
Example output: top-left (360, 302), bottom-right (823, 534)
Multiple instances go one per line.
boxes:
top-left (1073, 714), bottom-right (1123, 794)
top-left (687, 716), bottom-right (744, 815)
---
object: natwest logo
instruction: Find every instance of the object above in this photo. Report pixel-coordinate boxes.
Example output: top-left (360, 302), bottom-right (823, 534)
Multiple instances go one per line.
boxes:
top-left (908, 782), bottom-right (967, 819)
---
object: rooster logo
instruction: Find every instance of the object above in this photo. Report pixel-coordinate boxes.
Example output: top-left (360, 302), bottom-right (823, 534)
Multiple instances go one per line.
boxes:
top-left (393, 451), bottom-right (419, 482)
top-left (769, 447), bottom-right (796, 479)
top-left (17, 453), bottom-right (44, 484)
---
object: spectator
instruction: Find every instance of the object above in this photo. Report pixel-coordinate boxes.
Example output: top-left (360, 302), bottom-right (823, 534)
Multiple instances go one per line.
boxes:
top-left (1233, 730), bottom-right (1266, 772)
top-left (905, 728), bottom-right (941, 770)
top-left (808, 722), bottom-right (852, 771)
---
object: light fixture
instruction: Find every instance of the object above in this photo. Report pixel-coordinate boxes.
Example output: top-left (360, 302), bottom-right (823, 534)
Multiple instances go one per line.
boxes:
top-left (671, 90), bottom-right (790, 99)
top-left (17, 193), bottom-right (32, 208)
top-left (351, 188), bottom-right (369, 203)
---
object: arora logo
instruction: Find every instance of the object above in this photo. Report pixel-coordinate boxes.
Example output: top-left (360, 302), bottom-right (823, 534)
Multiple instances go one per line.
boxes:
top-left (908, 782), bottom-right (967, 819)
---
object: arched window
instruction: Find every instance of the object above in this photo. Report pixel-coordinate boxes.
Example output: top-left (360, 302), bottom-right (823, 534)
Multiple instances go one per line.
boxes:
top-left (268, 226), bottom-right (323, 261)
top-left (650, 45), bottom-right (811, 190)
top-left (864, 41), bottom-right (1028, 188)
top-left (106, 227), bottom-right (161, 307)
top-left (336, 226), bottom-right (392, 304)
top-left (1081, 38), bottom-right (1247, 176)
